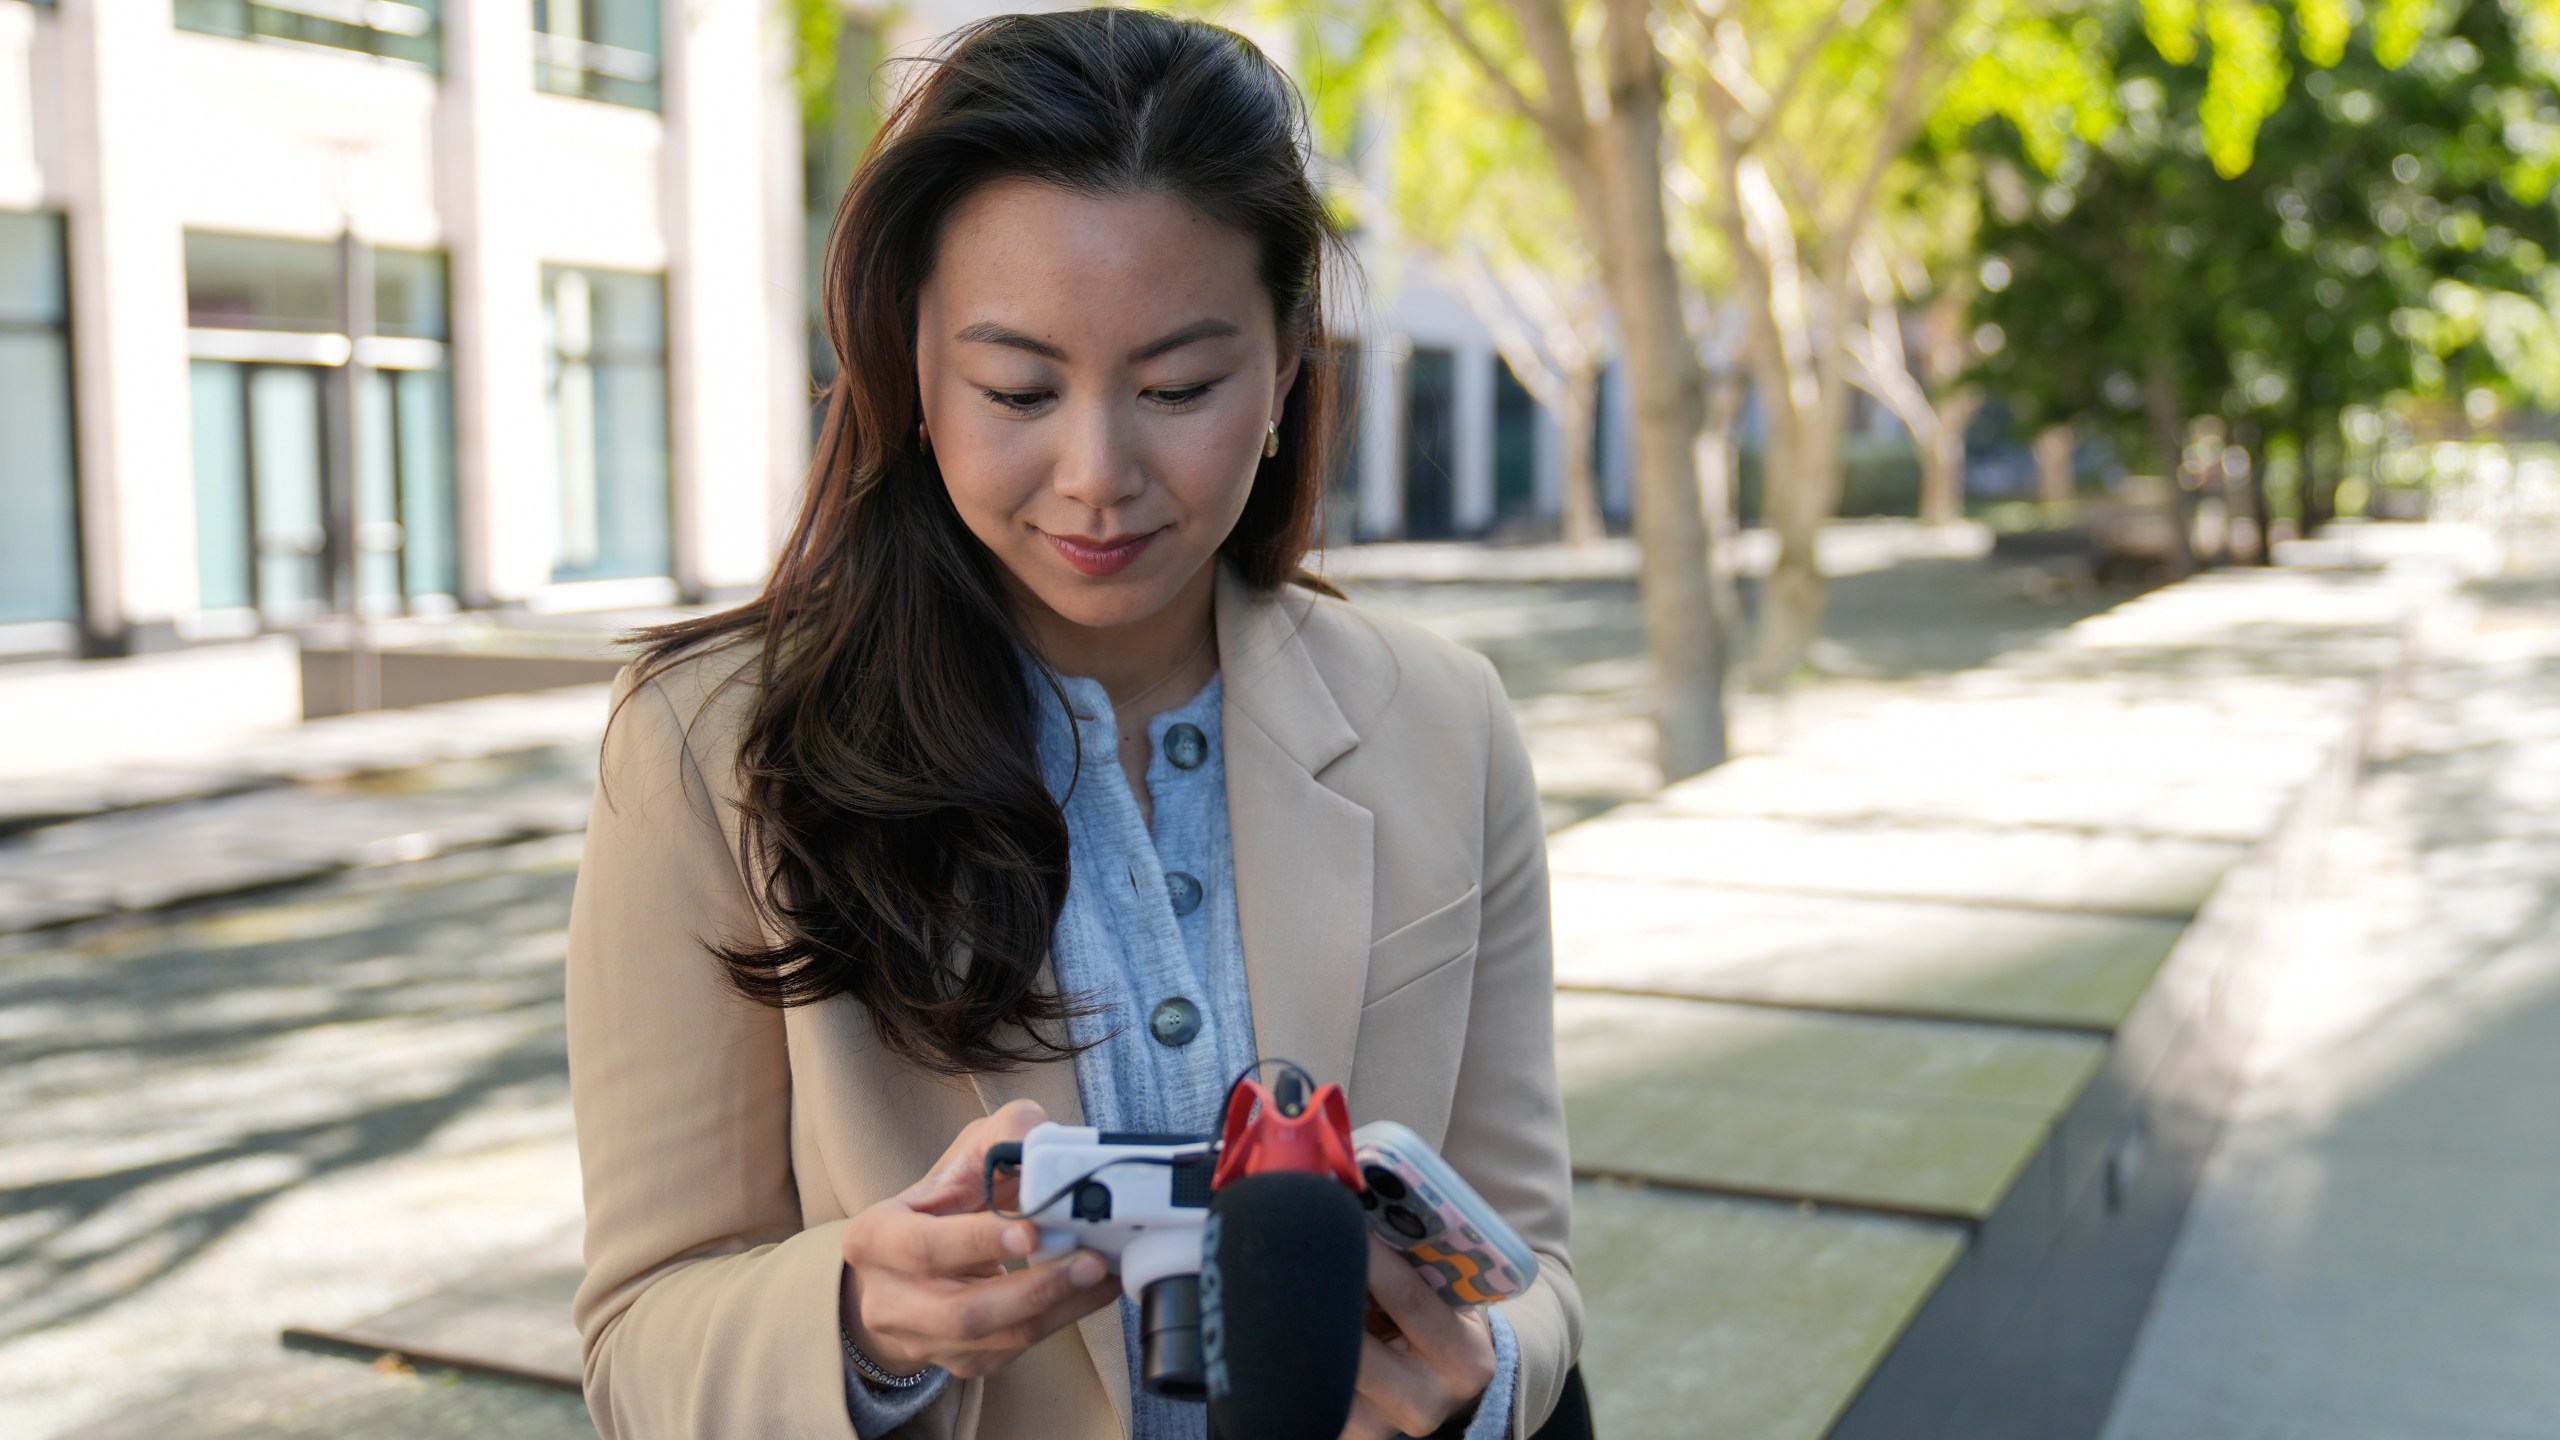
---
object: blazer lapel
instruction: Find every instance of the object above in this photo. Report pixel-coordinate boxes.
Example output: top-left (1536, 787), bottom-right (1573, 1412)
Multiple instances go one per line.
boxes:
top-left (1215, 563), bottom-right (1375, 1092)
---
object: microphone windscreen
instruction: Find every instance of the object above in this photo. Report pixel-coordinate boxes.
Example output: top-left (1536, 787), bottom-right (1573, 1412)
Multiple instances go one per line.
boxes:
top-left (1203, 1171), bottom-right (1370, 1440)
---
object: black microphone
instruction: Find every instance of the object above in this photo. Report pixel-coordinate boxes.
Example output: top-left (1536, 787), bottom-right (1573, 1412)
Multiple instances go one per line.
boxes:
top-left (1201, 1171), bottom-right (1371, 1440)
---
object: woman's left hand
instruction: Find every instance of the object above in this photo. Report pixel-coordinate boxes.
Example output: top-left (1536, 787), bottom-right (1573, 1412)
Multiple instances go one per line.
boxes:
top-left (1340, 1233), bottom-right (1499, 1440)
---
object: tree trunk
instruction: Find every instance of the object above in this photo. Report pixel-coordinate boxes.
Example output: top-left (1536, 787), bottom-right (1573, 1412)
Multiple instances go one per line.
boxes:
top-left (2033, 422), bottom-right (2075, 512)
top-left (1558, 362), bottom-right (1606, 548)
top-left (2240, 439), bottom-right (2271, 565)
top-left (1916, 281), bottom-right (1974, 529)
top-left (2142, 351), bottom-right (2199, 578)
top-left (1718, 153), bottom-right (1840, 686)
top-left (1696, 366), bottom-right (1746, 646)
top-left (1918, 388), bottom-right (1977, 527)
top-left (1749, 335), bottom-right (1844, 685)
top-left (1586, 0), bottom-right (1727, 777)
top-left (1763, 419), bottom-right (1842, 684)
top-left (2300, 428), bottom-right (2334, 534)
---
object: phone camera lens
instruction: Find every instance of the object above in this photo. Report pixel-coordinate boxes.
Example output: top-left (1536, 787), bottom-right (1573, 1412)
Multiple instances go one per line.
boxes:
top-left (1363, 1166), bottom-right (1408, 1201)
top-left (1072, 1180), bottom-right (1112, 1222)
top-left (1385, 1204), bottom-right (1428, 1240)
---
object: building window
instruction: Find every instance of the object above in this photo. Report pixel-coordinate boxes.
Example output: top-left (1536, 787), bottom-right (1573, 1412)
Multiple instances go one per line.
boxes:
top-left (543, 266), bottom-right (670, 584)
top-left (1493, 358), bottom-right (1538, 524)
top-left (0, 211), bottom-right (81, 631)
top-left (534, 0), bottom-right (662, 111)
top-left (174, 0), bottom-right (441, 71)
top-left (184, 231), bottom-right (459, 622)
top-left (1403, 346), bottom-right (1457, 540)
top-left (1323, 340), bottom-right (1364, 547)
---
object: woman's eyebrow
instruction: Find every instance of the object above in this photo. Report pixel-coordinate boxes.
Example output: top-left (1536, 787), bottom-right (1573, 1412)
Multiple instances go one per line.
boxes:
top-left (955, 317), bottom-right (1241, 363)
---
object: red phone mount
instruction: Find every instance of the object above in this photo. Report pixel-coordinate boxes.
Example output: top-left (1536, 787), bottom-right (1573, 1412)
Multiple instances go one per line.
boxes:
top-left (1210, 1062), bottom-right (1363, 1193)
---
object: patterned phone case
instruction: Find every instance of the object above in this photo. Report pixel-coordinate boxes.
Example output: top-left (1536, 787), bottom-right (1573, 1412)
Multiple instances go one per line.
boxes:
top-left (1351, 1120), bottom-right (1539, 1307)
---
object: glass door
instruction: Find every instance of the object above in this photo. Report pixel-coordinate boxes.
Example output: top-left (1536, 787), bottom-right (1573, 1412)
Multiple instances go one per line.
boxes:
top-left (193, 360), bottom-right (334, 622)
top-left (357, 367), bottom-right (458, 608)
top-left (186, 235), bottom-right (459, 623)
top-left (247, 365), bottom-right (330, 620)
top-left (0, 210), bottom-right (80, 630)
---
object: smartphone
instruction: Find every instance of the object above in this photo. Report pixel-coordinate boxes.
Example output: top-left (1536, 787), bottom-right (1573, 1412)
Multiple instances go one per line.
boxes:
top-left (1350, 1120), bottom-right (1539, 1307)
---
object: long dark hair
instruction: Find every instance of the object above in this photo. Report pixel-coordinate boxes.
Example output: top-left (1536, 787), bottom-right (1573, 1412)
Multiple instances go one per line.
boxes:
top-left (622, 8), bottom-right (1355, 1075)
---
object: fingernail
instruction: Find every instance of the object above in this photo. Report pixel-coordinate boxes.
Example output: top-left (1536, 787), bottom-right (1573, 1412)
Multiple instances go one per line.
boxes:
top-left (1003, 1224), bottom-right (1033, 1256)
top-left (1068, 1253), bottom-right (1105, 1286)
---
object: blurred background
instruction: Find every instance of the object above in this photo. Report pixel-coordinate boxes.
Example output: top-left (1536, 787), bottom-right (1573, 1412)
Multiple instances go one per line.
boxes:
top-left (2, 1), bottom-right (2556, 1438)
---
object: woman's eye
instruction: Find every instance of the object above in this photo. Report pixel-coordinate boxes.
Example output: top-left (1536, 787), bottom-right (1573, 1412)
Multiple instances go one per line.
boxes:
top-left (980, 388), bottom-right (1050, 415)
top-left (1149, 383), bottom-right (1215, 409)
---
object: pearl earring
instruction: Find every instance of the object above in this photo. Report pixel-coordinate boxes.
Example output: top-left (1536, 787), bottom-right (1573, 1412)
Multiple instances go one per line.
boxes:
top-left (1262, 421), bottom-right (1279, 458)
top-left (916, 420), bottom-right (931, 453)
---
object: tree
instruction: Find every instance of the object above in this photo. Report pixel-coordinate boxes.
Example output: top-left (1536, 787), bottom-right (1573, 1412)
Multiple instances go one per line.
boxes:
top-left (1389, 49), bottom-right (1612, 547)
top-left (1666, 1), bottom-right (1951, 679)
top-left (1403, 0), bottom-right (1734, 775)
top-left (1962, 0), bottom-right (2560, 536)
top-left (1661, 0), bottom-right (2117, 678)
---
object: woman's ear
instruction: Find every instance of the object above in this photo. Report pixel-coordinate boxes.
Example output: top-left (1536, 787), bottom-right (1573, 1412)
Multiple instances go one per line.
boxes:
top-left (1270, 343), bottom-right (1303, 422)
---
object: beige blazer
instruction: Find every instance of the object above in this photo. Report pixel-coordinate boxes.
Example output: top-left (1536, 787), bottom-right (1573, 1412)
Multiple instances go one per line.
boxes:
top-left (566, 560), bottom-right (1581, 1439)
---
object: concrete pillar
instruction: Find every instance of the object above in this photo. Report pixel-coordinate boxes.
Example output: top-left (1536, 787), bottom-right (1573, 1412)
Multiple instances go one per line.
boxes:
top-left (758, 14), bottom-right (810, 555)
top-left (1451, 341), bottom-right (1495, 533)
top-left (442, 1), bottom-right (548, 607)
top-left (1358, 331), bottom-right (1407, 541)
top-left (1600, 359), bottom-right (1634, 519)
top-left (662, 0), bottom-right (776, 599)
top-left (58, 0), bottom-right (195, 647)
top-left (1531, 398), bottom-right (1562, 521)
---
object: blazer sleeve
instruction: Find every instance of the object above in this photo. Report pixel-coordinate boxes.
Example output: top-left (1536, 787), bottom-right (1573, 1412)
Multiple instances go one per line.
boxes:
top-left (1444, 651), bottom-right (1584, 1437)
top-left (566, 667), bottom-right (893, 1440)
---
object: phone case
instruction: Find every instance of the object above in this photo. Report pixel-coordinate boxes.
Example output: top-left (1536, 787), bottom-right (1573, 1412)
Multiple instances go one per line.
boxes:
top-left (1350, 1120), bottom-right (1540, 1306)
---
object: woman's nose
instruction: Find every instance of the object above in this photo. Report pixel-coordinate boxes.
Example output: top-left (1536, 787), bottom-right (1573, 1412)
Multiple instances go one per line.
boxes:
top-left (1049, 398), bottom-right (1147, 513)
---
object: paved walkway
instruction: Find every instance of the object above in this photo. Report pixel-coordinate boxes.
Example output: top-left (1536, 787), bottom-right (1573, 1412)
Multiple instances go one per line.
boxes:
top-left (1545, 555), bottom-right (2441, 1440)
top-left (0, 839), bottom-right (591, 1439)
top-left (2097, 566), bottom-right (2560, 1440)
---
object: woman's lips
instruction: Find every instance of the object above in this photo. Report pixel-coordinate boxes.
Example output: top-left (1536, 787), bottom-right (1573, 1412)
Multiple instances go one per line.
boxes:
top-left (1041, 529), bottom-right (1157, 576)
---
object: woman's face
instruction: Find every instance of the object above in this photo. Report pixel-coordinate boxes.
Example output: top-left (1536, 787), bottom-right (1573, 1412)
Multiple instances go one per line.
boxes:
top-left (914, 179), bottom-right (1300, 635)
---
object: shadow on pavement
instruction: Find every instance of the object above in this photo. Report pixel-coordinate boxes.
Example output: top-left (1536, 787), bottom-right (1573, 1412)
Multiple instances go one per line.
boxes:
top-left (0, 854), bottom-right (580, 1348)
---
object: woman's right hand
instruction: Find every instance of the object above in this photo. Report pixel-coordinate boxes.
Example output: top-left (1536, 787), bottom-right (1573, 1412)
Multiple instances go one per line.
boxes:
top-left (839, 1099), bottom-right (1123, 1380)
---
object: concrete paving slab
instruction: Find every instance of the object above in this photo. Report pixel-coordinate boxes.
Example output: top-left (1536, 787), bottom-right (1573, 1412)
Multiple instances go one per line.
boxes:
top-left (285, 1262), bottom-right (585, 1391)
top-left (1557, 993), bottom-right (2104, 1217)
top-left (1637, 755), bottom-right (2298, 845)
top-left (1770, 712), bottom-right (2342, 794)
top-left (2156, 1139), bottom-right (2560, 1291)
top-left (1548, 812), bottom-right (2245, 918)
top-left (2099, 1256), bottom-right (2560, 1438)
top-left (2103, 1398), bottom-right (2552, 1440)
top-left (0, 760), bottom-right (597, 934)
top-left (1551, 878), bottom-right (2185, 1029)
top-left (1570, 1181), bottom-right (1965, 1440)
top-left (0, 683), bottom-right (612, 844)
top-left (54, 1348), bottom-right (594, 1440)
top-left (0, 639), bottom-right (303, 783)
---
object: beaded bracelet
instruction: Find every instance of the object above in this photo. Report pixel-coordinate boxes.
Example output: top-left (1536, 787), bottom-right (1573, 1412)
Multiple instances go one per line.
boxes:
top-left (839, 1321), bottom-right (935, 1390)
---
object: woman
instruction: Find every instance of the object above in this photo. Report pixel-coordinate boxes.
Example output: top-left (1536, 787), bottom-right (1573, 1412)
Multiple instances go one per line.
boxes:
top-left (564, 10), bottom-right (1579, 1439)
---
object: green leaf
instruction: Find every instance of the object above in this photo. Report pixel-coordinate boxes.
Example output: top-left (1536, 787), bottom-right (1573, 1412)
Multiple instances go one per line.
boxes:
top-left (2199, 0), bottom-right (2285, 176)
top-left (2143, 0), bottom-right (2201, 64)
top-left (2294, 0), bottom-right (2350, 67)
